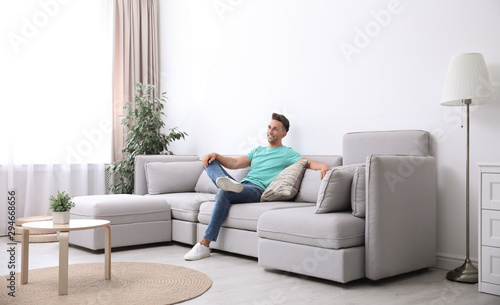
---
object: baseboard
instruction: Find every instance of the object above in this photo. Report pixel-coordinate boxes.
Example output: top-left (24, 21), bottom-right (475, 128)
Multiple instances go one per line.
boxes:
top-left (434, 252), bottom-right (478, 271)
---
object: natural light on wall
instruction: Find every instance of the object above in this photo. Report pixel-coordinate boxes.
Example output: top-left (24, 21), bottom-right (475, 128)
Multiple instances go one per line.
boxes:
top-left (0, 0), bottom-right (112, 165)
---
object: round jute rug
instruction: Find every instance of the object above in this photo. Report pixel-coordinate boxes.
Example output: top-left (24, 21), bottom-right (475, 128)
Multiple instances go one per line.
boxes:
top-left (1, 262), bottom-right (212, 305)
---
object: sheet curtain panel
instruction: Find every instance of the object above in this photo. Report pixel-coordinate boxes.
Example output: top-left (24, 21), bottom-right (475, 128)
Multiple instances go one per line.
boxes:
top-left (1, 164), bottom-right (106, 235)
top-left (0, 1), bottom-right (111, 233)
top-left (112, 0), bottom-right (160, 162)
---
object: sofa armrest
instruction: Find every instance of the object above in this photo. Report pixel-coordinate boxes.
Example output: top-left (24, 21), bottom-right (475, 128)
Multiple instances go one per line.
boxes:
top-left (134, 155), bottom-right (199, 195)
top-left (365, 154), bottom-right (437, 280)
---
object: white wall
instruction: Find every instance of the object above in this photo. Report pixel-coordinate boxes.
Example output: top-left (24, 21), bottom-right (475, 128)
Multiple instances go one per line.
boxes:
top-left (159, 0), bottom-right (500, 268)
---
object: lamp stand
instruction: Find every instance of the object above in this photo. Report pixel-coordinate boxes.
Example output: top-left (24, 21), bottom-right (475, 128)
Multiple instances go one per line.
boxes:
top-left (446, 99), bottom-right (478, 284)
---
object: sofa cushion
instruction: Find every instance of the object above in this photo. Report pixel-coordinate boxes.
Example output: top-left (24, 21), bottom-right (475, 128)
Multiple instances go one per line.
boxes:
top-left (294, 169), bottom-right (322, 203)
top-left (145, 161), bottom-right (203, 194)
top-left (261, 159), bottom-right (308, 202)
top-left (147, 193), bottom-right (216, 222)
top-left (292, 156), bottom-right (343, 203)
top-left (195, 167), bottom-right (250, 194)
top-left (342, 130), bottom-right (431, 165)
top-left (258, 206), bottom-right (365, 249)
top-left (194, 172), bottom-right (217, 194)
top-left (71, 195), bottom-right (170, 225)
top-left (351, 165), bottom-right (366, 218)
top-left (315, 165), bottom-right (358, 214)
top-left (198, 201), bottom-right (314, 231)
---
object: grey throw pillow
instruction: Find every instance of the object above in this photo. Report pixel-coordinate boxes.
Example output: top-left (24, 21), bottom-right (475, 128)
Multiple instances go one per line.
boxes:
top-left (194, 171), bottom-right (218, 194)
top-left (351, 165), bottom-right (366, 218)
top-left (315, 165), bottom-right (357, 214)
top-left (195, 167), bottom-right (251, 194)
top-left (261, 159), bottom-right (308, 202)
top-left (145, 161), bottom-right (203, 194)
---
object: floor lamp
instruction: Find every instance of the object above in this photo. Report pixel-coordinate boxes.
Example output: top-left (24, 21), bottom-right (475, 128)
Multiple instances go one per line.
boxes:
top-left (440, 53), bottom-right (492, 283)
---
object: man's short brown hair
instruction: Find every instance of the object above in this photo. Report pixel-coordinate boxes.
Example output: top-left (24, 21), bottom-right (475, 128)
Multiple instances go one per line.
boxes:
top-left (272, 113), bottom-right (290, 132)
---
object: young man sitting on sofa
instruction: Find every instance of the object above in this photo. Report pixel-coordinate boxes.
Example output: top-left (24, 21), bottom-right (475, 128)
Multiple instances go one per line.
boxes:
top-left (184, 113), bottom-right (331, 260)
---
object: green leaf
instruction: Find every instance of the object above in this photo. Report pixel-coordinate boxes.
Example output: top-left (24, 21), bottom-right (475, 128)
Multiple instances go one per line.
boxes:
top-left (106, 81), bottom-right (188, 194)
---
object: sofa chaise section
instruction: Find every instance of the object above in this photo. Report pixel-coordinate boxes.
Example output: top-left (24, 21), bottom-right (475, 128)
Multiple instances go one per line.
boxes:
top-left (69, 194), bottom-right (171, 250)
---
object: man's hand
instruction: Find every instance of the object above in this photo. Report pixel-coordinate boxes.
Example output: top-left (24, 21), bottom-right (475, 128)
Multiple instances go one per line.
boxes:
top-left (302, 158), bottom-right (331, 180)
top-left (318, 163), bottom-right (331, 180)
top-left (202, 153), bottom-right (219, 167)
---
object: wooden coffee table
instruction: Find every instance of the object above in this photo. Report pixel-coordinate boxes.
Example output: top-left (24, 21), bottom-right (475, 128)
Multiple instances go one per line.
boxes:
top-left (21, 219), bottom-right (111, 295)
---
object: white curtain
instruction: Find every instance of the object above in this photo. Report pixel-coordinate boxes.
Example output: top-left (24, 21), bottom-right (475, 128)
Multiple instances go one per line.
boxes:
top-left (0, 1), bottom-right (112, 235)
top-left (1, 164), bottom-right (106, 216)
top-left (112, 0), bottom-right (160, 162)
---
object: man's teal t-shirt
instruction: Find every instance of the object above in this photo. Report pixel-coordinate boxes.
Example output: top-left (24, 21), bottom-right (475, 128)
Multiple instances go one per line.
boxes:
top-left (241, 146), bottom-right (303, 190)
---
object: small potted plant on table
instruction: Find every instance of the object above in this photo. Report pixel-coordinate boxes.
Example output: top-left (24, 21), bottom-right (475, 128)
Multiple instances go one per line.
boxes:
top-left (49, 191), bottom-right (76, 224)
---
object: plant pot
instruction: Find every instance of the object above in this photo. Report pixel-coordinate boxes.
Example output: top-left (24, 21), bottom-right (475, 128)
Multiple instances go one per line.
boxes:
top-left (52, 211), bottom-right (70, 224)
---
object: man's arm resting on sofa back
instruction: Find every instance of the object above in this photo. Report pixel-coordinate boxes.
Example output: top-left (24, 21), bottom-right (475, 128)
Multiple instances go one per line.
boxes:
top-left (300, 158), bottom-right (331, 180)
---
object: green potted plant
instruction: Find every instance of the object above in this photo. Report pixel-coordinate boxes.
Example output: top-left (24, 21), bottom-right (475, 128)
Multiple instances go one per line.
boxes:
top-left (107, 82), bottom-right (188, 194)
top-left (49, 191), bottom-right (76, 224)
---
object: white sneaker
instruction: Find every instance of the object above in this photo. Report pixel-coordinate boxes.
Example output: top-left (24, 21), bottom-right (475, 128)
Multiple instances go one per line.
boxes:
top-left (184, 243), bottom-right (211, 261)
top-left (216, 177), bottom-right (243, 193)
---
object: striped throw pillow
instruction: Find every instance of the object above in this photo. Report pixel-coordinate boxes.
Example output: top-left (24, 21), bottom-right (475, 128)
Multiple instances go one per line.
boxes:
top-left (260, 159), bottom-right (308, 202)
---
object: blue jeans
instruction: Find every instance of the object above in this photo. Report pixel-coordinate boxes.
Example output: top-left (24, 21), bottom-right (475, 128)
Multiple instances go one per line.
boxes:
top-left (203, 160), bottom-right (263, 242)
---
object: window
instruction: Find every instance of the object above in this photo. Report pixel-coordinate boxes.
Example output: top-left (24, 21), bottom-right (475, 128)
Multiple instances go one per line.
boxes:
top-left (0, 0), bottom-right (112, 165)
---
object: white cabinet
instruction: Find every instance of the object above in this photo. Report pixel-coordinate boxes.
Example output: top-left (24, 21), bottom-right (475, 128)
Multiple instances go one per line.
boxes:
top-left (479, 164), bottom-right (500, 296)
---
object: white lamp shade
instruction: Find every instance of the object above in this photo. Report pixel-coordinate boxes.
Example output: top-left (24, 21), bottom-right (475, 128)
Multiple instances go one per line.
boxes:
top-left (441, 53), bottom-right (492, 106)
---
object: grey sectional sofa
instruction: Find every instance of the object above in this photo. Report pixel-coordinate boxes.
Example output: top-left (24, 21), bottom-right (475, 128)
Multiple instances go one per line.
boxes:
top-left (132, 130), bottom-right (437, 283)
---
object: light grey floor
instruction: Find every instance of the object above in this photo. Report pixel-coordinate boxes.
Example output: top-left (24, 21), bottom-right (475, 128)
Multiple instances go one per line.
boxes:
top-left (1, 236), bottom-right (499, 305)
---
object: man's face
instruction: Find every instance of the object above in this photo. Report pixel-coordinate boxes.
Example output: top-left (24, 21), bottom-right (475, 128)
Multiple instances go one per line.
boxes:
top-left (267, 120), bottom-right (287, 145)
